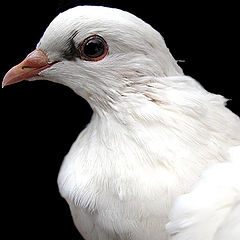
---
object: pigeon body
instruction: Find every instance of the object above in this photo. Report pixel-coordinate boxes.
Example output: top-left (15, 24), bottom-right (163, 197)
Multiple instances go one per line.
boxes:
top-left (3, 6), bottom-right (240, 240)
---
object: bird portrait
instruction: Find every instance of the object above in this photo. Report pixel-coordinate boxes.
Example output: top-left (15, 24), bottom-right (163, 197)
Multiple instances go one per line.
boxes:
top-left (2, 4), bottom-right (239, 240)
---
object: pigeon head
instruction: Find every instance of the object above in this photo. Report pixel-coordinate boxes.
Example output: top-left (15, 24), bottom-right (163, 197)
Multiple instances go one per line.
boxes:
top-left (3, 6), bottom-right (182, 111)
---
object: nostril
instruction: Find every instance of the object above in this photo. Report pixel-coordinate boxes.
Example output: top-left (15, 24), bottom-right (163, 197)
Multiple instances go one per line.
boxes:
top-left (21, 66), bottom-right (32, 70)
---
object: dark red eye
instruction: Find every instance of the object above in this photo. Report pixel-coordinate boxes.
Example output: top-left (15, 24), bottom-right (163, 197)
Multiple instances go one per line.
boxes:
top-left (80, 35), bottom-right (108, 61)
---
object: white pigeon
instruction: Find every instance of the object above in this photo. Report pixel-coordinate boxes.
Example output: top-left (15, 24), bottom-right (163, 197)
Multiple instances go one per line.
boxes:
top-left (3, 6), bottom-right (240, 240)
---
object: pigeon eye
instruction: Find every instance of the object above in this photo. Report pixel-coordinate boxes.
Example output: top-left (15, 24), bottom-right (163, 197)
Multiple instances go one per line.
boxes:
top-left (80, 35), bottom-right (108, 61)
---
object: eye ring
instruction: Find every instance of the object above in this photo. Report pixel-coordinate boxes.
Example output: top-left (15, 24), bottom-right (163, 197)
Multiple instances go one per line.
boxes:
top-left (79, 35), bottom-right (108, 61)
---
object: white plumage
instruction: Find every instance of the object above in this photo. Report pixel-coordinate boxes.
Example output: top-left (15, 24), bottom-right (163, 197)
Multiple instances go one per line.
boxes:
top-left (166, 146), bottom-right (240, 240)
top-left (3, 6), bottom-right (240, 240)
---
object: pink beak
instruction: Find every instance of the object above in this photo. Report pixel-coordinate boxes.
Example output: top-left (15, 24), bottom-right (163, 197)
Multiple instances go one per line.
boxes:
top-left (2, 49), bottom-right (53, 88)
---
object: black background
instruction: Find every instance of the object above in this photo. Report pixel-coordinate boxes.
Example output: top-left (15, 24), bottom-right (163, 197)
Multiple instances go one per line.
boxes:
top-left (1, 1), bottom-right (239, 239)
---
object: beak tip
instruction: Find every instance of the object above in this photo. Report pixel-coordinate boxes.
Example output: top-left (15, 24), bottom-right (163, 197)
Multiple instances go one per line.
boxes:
top-left (2, 77), bottom-right (7, 89)
top-left (2, 82), bottom-right (7, 89)
top-left (2, 71), bottom-right (12, 88)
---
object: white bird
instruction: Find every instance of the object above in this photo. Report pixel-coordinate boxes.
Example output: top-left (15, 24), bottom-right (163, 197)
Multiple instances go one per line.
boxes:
top-left (3, 6), bottom-right (240, 240)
